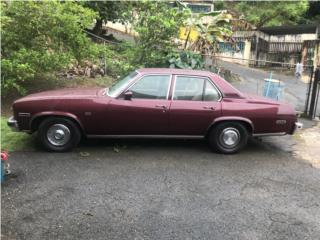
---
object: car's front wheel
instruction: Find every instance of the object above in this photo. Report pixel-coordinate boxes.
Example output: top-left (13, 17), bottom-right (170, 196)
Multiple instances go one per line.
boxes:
top-left (37, 117), bottom-right (81, 152)
top-left (208, 122), bottom-right (249, 154)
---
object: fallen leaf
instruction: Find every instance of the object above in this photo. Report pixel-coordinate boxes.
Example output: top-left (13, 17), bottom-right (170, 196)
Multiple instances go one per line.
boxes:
top-left (83, 212), bottom-right (94, 217)
top-left (79, 152), bottom-right (90, 157)
top-left (113, 146), bottom-right (120, 153)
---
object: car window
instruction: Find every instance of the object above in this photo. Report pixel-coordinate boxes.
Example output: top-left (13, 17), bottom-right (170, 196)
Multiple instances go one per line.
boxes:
top-left (129, 75), bottom-right (170, 99)
top-left (204, 80), bottom-right (220, 101)
top-left (108, 71), bottom-right (138, 97)
top-left (173, 76), bottom-right (204, 101)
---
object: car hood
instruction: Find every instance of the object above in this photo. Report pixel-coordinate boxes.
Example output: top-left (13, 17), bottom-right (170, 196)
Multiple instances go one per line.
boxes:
top-left (15, 88), bottom-right (103, 102)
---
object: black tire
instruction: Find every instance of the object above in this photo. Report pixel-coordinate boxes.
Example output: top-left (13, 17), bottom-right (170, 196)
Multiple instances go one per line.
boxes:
top-left (208, 122), bottom-right (249, 154)
top-left (37, 117), bottom-right (81, 152)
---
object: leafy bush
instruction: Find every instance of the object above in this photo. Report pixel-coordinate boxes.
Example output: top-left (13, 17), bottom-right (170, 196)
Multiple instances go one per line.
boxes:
top-left (1, 1), bottom-right (98, 96)
top-left (167, 51), bottom-right (204, 69)
top-left (132, 1), bottom-right (190, 67)
top-left (102, 42), bottom-right (140, 78)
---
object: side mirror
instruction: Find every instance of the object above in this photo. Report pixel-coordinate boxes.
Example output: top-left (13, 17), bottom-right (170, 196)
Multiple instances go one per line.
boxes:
top-left (124, 91), bottom-right (133, 100)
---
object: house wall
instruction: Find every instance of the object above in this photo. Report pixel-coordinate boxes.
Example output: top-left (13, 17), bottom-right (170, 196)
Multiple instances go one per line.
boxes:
top-left (269, 33), bottom-right (317, 42)
top-left (224, 31), bottom-right (318, 67)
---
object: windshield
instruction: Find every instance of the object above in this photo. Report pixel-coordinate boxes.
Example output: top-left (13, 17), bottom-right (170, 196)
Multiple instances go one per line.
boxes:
top-left (107, 71), bottom-right (139, 97)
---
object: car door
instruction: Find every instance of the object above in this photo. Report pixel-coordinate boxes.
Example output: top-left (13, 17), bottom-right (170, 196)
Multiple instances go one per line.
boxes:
top-left (104, 74), bottom-right (172, 135)
top-left (169, 75), bottom-right (222, 135)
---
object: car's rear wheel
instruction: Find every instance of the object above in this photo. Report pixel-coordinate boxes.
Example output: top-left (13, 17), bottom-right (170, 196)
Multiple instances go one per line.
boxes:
top-left (208, 122), bottom-right (249, 154)
top-left (37, 117), bottom-right (81, 152)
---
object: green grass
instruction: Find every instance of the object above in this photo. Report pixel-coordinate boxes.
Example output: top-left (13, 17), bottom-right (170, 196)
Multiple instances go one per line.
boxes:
top-left (1, 117), bottom-right (34, 152)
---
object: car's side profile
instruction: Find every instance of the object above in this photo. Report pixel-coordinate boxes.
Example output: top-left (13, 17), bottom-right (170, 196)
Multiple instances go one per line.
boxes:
top-left (8, 68), bottom-right (302, 153)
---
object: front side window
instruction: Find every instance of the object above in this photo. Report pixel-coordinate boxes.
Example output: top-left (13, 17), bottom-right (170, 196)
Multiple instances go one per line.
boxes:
top-left (173, 76), bottom-right (220, 101)
top-left (108, 71), bottom-right (138, 97)
top-left (129, 75), bottom-right (170, 99)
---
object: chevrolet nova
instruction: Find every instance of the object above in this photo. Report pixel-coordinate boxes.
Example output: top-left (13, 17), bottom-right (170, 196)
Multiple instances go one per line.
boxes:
top-left (8, 68), bottom-right (302, 153)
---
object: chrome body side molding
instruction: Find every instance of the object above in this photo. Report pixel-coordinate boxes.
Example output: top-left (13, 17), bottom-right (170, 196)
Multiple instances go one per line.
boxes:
top-left (87, 134), bottom-right (205, 139)
top-left (252, 132), bottom-right (286, 137)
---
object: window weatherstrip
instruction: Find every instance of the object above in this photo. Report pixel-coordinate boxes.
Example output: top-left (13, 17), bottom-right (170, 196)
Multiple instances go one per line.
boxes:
top-left (166, 75), bottom-right (173, 100)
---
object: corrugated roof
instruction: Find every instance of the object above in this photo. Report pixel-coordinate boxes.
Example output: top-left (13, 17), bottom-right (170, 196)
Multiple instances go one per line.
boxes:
top-left (260, 24), bottom-right (319, 35)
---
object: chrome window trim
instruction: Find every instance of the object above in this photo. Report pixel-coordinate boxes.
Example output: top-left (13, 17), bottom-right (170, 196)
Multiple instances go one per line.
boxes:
top-left (117, 73), bottom-right (172, 100)
top-left (171, 75), bottom-right (223, 102)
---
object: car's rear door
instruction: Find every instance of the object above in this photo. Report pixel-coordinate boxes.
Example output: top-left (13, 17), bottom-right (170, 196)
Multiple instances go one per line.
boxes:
top-left (105, 74), bottom-right (172, 135)
top-left (168, 75), bottom-right (222, 135)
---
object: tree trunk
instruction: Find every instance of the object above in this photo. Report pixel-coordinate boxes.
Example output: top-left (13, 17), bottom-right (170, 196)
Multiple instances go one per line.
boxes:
top-left (92, 19), bottom-right (103, 36)
top-left (184, 28), bottom-right (191, 50)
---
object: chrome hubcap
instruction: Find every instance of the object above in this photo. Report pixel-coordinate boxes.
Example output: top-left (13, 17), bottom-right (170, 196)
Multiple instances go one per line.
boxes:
top-left (46, 124), bottom-right (71, 146)
top-left (220, 127), bottom-right (240, 147)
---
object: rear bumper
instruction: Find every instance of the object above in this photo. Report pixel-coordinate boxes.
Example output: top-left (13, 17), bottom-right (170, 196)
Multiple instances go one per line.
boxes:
top-left (253, 121), bottom-right (303, 137)
top-left (7, 116), bottom-right (19, 132)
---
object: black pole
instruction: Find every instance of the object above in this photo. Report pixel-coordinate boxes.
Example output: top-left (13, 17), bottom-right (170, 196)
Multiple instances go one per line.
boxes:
top-left (254, 35), bottom-right (259, 67)
top-left (304, 67), bottom-right (314, 114)
top-left (314, 80), bottom-right (320, 118)
top-left (309, 67), bottom-right (320, 119)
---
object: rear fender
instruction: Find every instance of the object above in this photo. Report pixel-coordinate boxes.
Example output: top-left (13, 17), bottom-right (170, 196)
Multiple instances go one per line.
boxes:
top-left (207, 116), bottom-right (254, 134)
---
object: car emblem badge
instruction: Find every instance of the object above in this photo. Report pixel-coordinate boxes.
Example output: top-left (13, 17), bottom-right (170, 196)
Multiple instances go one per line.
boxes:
top-left (276, 120), bottom-right (286, 125)
top-left (84, 112), bottom-right (92, 116)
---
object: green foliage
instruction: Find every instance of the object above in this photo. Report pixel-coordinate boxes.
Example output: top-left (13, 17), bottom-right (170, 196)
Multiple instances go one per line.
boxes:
top-left (300, 1), bottom-right (320, 24)
top-left (82, 1), bottom-right (133, 35)
top-left (82, 1), bottom-right (131, 23)
top-left (132, 1), bottom-right (190, 67)
top-left (168, 51), bottom-right (204, 69)
top-left (1, 1), bottom-right (98, 96)
top-left (102, 42), bottom-right (140, 78)
top-left (231, 1), bottom-right (309, 28)
top-left (189, 11), bottom-right (233, 55)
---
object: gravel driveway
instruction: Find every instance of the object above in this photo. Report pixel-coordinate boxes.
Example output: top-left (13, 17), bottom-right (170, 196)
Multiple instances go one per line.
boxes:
top-left (2, 137), bottom-right (320, 240)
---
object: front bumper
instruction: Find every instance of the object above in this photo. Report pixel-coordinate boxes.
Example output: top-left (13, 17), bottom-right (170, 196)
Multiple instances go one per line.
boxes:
top-left (7, 116), bottom-right (19, 132)
top-left (293, 121), bottom-right (303, 134)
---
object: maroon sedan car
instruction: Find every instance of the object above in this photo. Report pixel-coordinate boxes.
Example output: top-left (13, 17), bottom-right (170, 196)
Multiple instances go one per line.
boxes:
top-left (8, 68), bottom-right (302, 153)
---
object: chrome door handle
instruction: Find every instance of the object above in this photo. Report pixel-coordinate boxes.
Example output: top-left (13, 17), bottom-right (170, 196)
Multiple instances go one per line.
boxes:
top-left (155, 105), bottom-right (167, 109)
top-left (203, 106), bottom-right (215, 110)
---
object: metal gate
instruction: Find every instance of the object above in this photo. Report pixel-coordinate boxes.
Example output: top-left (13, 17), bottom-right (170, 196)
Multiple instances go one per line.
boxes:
top-left (305, 67), bottom-right (320, 119)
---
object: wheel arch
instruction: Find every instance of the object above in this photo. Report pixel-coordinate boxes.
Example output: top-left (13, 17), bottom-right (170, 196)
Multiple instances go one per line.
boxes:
top-left (30, 112), bottom-right (85, 134)
top-left (206, 116), bottom-right (254, 137)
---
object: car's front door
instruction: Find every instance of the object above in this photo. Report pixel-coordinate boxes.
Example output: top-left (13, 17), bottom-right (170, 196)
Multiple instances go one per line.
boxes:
top-left (105, 74), bottom-right (172, 135)
top-left (169, 75), bottom-right (222, 135)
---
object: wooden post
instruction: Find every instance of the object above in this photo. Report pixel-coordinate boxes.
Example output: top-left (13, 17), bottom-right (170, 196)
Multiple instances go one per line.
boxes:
top-left (243, 40), bottom-right (251, 67)
top-left (301, 41), bottom-right (308, 66)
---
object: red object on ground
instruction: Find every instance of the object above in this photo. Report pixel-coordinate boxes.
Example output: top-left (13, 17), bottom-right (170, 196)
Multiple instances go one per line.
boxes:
top-left (1, 151), bottom-right (8, 161)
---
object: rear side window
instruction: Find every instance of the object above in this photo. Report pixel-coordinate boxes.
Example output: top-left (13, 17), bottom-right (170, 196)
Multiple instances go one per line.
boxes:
top-left (173, 76), bottom-right (204, 101)
top-left (173, 76), bottom-right (220, 101)
top-left (204, 80), bottom-right (220, 101)
top-left (129, 75), bottom-right (170, 99)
